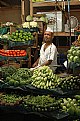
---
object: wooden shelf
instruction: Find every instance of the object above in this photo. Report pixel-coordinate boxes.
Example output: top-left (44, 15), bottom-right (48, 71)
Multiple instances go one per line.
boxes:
top-left (30, 0), bottom-right (80, 16)
top-left (54, 32), bottom-right (75, 36)
top-left (38, 32), bottom-right (75, 36)
top-left (32, 1), bottom-right (80, 8)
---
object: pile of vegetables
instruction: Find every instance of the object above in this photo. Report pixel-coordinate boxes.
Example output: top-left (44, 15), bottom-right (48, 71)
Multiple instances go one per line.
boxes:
top-left (26, 15), bottom-right (48, 23)
top-left (22, 21), bottom-right (38, 28)
top-left (5, 68), bottom-right (32, 87)
top-left (59, 75), bottom-right (80, 90)
top-left (22, 95), bottom-right (59, 112)
top-left (0, 93), bottom-right (22, 106)
top-left (60, 96), bottom-right (80, 116)
top-left (0, 66), bottom-right (17, 79)
top-left (0, 49), bottom-right (27, 57)
top-left (75, 95), bottom-right (80, 108)
top-left (67, 46), bottom-right (80, 63)
top-left (8, 30), bottom-right (34, 43)
top-left (31, 66), bottom-right (62, 89)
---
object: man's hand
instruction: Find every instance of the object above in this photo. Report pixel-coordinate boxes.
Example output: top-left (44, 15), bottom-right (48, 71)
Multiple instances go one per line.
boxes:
top-left (32, 62), bottom-right (38, 68)
top-left (32, 58), bottom-right (39, 67)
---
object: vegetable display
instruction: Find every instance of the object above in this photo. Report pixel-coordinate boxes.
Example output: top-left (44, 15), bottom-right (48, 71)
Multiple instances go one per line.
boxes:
top-left (31, 66), bottom-right (62, 89)
top-left (8, 30), bottom-right (34, 42)
top-left (60, 97), bottom-right (80, 116)
top-left (0, 93), bottom-right (22, 106)
top-left (67, 46), bottom-right (80, 63)
top-left (26, 14), bottom-right (48, 23)
top-left (22, 21), bottom-right (38, 28)
top-left (59, 75), bottom-right (80, 90)
top-left (0, 66), bottom-right (17, 79)
top-left (22, 95), bottom-right (59, 112)
top-left (5, 68), bottom-right (32, 87)
top-left (0, 49), bottom-right (27, 57)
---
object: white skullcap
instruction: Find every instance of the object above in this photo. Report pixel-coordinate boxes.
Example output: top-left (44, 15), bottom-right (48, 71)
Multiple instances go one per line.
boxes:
top-left (45, 27), bottom-right (53, 33)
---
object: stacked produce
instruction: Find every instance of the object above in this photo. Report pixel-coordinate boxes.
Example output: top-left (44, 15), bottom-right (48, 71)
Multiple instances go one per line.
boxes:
top-left (8, 30), bottom-right (34, 43)
top-left (22, 95), bottom-right (59, 112)
top-left (22, 21), bottom-right (38, 28)
top-left (26, 15), bottom-right (48, 23)
top-left (0, 93), bottom-right (22, 106)
top-left (75, 95), bottom-right (80, 108)
top-left (67, 46), bottom-right (80, 63)
top-left (0, 66), bottom-right (17, 79)
top-left (60, 97), bottom-right (80, 116)
top-left (0, 49), bottom-right (27, 57)
top-left (5, 68), bottom-right (32, 87)
top-left (59, 75), bottom-right (80, 90)
top-left (31, 66), bottom-right (62, 89)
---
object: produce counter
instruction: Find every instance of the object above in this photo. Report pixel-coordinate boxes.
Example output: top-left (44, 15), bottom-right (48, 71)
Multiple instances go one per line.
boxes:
top-left (0, 66), bottom-right (80, 121)
top-left (0, 97), bottom-right (79, 121)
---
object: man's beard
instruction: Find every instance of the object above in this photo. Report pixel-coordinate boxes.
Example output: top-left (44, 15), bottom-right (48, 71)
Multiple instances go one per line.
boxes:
top-left (44, 38), bottom-right (51, 42)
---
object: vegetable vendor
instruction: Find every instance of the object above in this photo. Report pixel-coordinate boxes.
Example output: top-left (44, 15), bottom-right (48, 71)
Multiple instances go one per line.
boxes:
top-left (32, 27), bottom-right (58, 72)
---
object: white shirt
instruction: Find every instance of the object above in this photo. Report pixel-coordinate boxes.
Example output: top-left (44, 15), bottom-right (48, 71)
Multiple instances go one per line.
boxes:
top-left (38, 43), bottom-right (57, 72)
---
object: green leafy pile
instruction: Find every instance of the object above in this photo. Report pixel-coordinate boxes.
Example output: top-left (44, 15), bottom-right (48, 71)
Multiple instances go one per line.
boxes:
top-left (5, 68), bottom-right (32, 87)
top-left (0, 66), bottom-right (17, 79)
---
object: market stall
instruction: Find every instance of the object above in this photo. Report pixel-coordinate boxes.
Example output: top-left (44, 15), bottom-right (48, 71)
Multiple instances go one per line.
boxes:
top-left (0, 0), bottom-right (80, 121)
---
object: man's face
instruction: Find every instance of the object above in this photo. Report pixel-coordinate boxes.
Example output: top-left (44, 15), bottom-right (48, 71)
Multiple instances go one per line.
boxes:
top-left (44, 31), bottom-right (52, 42)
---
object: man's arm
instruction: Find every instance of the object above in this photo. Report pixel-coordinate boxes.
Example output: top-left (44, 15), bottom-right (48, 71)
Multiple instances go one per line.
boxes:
top-left (40, 60), bottom-right (52, 66)
top-left (32, 58), bottom-right (40, 67)
top-left (32, 58), bottom-right (52, 68)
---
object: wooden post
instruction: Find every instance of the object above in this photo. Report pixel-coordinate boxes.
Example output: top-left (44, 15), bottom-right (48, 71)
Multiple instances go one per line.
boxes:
top-left (21, 0), bottom-right (25, 24)
top-left (10, 25), bottom-right (16, 34)
top-left (34, 32), bottom-right (38, 47)
top-left (27, 47), bottom-right (31, 68)
top-left (30, 0), bottom-right (33, 16)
